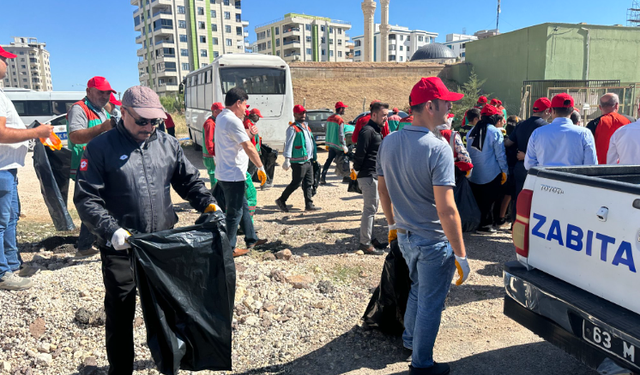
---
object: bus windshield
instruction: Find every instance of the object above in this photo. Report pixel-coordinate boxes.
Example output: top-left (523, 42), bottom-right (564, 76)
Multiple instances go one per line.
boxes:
top-left (219, 67), bottom-right (286, 95)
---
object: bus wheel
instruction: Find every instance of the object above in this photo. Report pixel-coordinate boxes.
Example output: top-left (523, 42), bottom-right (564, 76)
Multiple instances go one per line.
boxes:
top-left (189, 129), bottom-right (202, 151)
top-left (27, 139), bottom-right (36, 152)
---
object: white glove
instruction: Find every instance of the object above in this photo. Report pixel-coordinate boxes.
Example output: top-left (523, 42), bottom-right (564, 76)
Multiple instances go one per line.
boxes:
top-left (111, 228), bottom-right (131, 251)
top-left (454, 255), bottom-right (470, 286)
top-left (282, 158), bottom-right (291, 171)
top-left (342, 145), bottom-right (348, 154)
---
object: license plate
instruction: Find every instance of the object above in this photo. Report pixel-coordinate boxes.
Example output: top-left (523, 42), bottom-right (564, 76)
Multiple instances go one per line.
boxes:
top-left (583, 319), bottom-right (639, 367)
top-left (55, 132), bottom-right (68, 140)
top-left (316, 136), bottom-right (325, 141)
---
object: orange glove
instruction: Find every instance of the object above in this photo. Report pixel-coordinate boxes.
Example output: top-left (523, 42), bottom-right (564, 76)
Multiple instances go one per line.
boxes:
top-left (325, 145), bottom-right (329, 151)
top-left (500, 172), bottom-right (507, 185)
top-left (350, 169), bottom-right (357, 180)
top-left (257, 167), bottom-right (267, 186)
top-left (204, 203), bottom-right (220, 213)
top-left (454, 255), bottom-right (470, 286)
top-left (388, 224), bottom-right (397, 243)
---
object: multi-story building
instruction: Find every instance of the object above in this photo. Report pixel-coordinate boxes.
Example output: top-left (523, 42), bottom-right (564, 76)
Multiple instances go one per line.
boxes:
top-left (1, 37), bottom-right (52, 91)
top-left (254, 13), bottom-right (352, 63)
top-left (132, 0), bottom-right (249, 95)
top-left (352, 24), bottom-right (437, 62)
top-left (474, 29), bottom-right (500, 40)
top-left (442, 33), bottom-right (478, 61)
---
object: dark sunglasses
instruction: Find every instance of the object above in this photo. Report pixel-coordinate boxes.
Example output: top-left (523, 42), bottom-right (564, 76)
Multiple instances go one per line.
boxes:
top-left (125, 107), bottom-right (163, 126)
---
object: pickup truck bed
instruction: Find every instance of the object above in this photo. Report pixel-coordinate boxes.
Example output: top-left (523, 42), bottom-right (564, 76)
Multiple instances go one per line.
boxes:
top-left (505, 260), bottom-right (640, 373)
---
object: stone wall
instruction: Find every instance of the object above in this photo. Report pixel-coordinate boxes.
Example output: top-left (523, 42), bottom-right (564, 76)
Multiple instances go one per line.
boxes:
top-left (289, 62), bottom-right (445, 80)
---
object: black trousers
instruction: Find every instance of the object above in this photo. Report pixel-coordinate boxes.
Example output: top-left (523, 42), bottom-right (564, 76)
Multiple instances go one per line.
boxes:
top-left (321, 148), bottom-right (338, 180)
top-left (100, 248), bottom-right (136, 375)
top-left (470, 173), bottom-right (503, 228)
top-left (279, 161), bottom-right (313, 206)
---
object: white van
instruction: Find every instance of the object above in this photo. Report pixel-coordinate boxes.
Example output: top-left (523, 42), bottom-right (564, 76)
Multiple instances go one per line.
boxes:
top-left (184, 54), bottom-right (294, 151)
top-left (3, 88), bottom-right (85, 126)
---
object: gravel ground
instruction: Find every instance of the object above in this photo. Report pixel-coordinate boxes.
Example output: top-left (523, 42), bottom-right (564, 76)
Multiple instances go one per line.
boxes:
top-left (0, 145), bottom-right (598, 375)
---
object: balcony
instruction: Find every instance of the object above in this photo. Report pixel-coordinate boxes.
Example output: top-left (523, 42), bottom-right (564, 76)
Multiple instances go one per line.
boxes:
top-left (136, 34), bottom-right (145, 43)
top-left (282, 38), bottom-right (300, 46)
top-left (130, 0), bottom-right (138, 6)
top-left (155, 38), bottom-right (174, 45)
top-left (282, 27), bottom-right (301, 37)
top-left (152, 8), bottom-right (172, 19)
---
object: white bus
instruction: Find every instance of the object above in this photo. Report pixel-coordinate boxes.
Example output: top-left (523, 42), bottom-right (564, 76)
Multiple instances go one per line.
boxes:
top-left (184, 54), bottom-right (294, 151)
top-left (3, 88), bottom-right (86, 125)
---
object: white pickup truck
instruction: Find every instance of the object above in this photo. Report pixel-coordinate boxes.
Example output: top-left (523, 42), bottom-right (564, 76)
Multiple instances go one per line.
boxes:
top-left (505, 165), bottom-right (640, 374)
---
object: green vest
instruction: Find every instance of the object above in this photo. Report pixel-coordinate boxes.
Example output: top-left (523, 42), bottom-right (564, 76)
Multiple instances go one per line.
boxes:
top-left (290, 122), bottom-right (315, 163)
top-left (325, 114), bottom-right (344, 150)
top-left (68, 99), bottom-right (110, 179)
top-left (396, 117), bottom-right (413, 132)
top-left (387, 115), bottom-right (401, 132)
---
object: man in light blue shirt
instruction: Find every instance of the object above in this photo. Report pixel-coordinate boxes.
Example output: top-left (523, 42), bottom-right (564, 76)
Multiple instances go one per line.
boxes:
top-left (525, 93), bottom-right (597, 170)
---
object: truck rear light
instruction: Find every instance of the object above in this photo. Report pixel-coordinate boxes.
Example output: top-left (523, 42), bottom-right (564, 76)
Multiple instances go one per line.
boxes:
top-left (513, 189), bottom-right (534, 258)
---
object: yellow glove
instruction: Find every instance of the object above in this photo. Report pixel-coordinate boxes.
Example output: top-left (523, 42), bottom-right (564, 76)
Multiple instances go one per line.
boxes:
top-left (454, 255), bottom-right (470, 286)
top-left (257, 167), bottom-right (267, 186)
top-left (465, 170), bottom-right (472, 178)
top-left (500, 172), bottom-right (507, 185)
top-left (350, 169), bottom-right (357, 180)
top-left (204, 203), bottom-right (219, 213)
top-left (325, 145), bottom-right (329, 151)
top-left (388, 224), bottom-right (397, 243)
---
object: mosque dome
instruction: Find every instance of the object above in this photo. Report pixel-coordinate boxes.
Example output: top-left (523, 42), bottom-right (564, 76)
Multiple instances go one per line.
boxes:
top-left (410, 43), bottom-right (457, 61)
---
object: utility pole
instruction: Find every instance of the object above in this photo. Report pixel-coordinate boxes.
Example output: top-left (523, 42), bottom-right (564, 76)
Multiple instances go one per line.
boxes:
top-left (496, 0), bottom-right (501, 32)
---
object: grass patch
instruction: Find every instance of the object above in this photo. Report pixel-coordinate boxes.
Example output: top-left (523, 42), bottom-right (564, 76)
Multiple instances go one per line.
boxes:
top-left (331, 264), bottom-right (364, 284)
top-left (171, 112), bottom-right (188, 138)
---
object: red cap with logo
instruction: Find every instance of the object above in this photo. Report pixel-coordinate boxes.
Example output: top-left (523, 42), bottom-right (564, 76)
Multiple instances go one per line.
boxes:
top-left (477, 96), bottom-right (488, 104)
top-left (87, 76), bottom-right (116, 93)
top-left (250, 108), bottom-right (263, 118)
top-left (551, 93), bottom-right (574, 108)
top-left (293, 104), bottom-right (306, 113)
top-left (409, 77), bottom-right (464, 106)
top-left (532, 97), bottom-right (551, 112)
top-left (109, 93), bottom-right (122, 106)
top-left (211, 102), bottom-right (224, 111)
top-left (335, 101), bottom-right (348, 109)
top-left (481, 104), bottom-right (501, 116)
top-left (0, 46), bottom-right (17, 59)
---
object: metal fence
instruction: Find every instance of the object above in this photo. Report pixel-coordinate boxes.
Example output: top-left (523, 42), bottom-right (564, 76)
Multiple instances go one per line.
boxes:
top-left (547, 84), bottom-right (640, 123)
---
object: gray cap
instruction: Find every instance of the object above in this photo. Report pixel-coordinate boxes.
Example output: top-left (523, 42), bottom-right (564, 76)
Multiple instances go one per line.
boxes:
top-left (121, 86), bottom-right (167, 120)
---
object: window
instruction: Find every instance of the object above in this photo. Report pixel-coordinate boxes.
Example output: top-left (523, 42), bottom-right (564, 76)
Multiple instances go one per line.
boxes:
top-left (275, 27), bottom-right (279, 35)
top-left (321, 37), bottom-right (325, 43)
top-left (236, 26), bottom-right (242, 35)
top-left (21, 65), bottom-right (26, 69)
top-left (179, 20), bottom-right (187, 28)
top-left (202, 63), bottom-right (208, 68)
top-left (211, 10), bottom-right (216, 18)
top-left (200, 49), bottom-right (208, 57)
top-left (210, 0), bottom-right (216, 3)
top-left (177, 5), bottom-right (185, 13)
top-left (224, 0), bottom-right (229, 4)
top-left (235, 14), bottom-right (241, 22)
top-left (181, 49), bottom-right (189, 56)
top-left (306, 48), bottom-right (312, 55)
top-left (219, 67), bottom-right (286, 94)
top-left (198, 21), bottom-right (206, 29)
top-left (200, 36), bottom-right (206, 43)
top-left (306, 36), bottom-right (312, 43)
top-left (197, 7), bottom-right (204, 15)
top-left (321, 50), bottom-right (325, 56)
top-left (11, 100), bottom-right (51, 117)
top-left (418, 36), bottom-right (424, 42)
top-left (235, 0), bottom-right (241, 8)
top-left (224, 11), bottom-right (230, 19)
top-left (338, 28), bottom-right (342, 34)
top-left (267, 41), bottom-right (271, 48)
top-left (306, 24), bottom-right (311, 31)
top-left (225, 25), bottom-right (231, 33)
top-left (213, 37), bottom-right (219, 45)
top-left (211, 24), bottom-right (218, 31)
top-left (407, 47), bottom-right (410, 52)
top-left (329, 27), bottom-right (333, 33)
top-left (354, 40), bottom-right (361, 47)
top-left (179, 34), bottom-right (188, 42)
top-left (276, 51), bottom-right (280, 56)
top-left (226, 39), bottom-right (232, 46)
top-left (321, 26), bottom-right (325, 32)
top-left (407, 36), bottom-right (411, 41)
top-left (399, 56), bottom-right (403, 61)
top-left (338, 51), bottom-right (342, 57)
top-left (338, 39), bottom-right (342, 46)
top-left (330, 50), bottom-right (334, 57)
top-left (275, 39), bottom-right (280, 47)
top-left (329, 39), bottom-right (333, 44)
top-left (399, 46), bottom-right (403, 51)
top-left (214, 51), bottom-right (220, 57)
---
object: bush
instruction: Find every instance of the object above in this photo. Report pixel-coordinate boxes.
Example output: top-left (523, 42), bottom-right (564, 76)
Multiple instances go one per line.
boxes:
top-left (159, 95), bottom-right (184, 114)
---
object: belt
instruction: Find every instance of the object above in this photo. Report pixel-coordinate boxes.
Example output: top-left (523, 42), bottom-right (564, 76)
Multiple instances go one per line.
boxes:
top-left (397, 228), bottom-right (407, 234)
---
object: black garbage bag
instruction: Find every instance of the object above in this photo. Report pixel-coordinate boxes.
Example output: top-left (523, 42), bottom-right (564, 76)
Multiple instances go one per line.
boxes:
top-left (362, 240), bottom-right (411, 336)
top-left (454, 176), bottom-right (481, 232)
top-left (32, 132), bottom-right (75, 231)
top-left (252, 143), bottom-right (278, 185)
top-left (128, 211), bottom-right (235, 375)
top-left (347, 178), bottom-right (362, 194)
top-left (334, 152), bottom-right (350, 178)
top-left (311, 161), bottom-right (320, 196)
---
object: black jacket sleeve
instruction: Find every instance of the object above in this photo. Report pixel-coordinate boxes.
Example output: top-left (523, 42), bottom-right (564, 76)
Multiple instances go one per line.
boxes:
top-left (353, 127), bottom-right (370, 172)
top-left (73, 145), bottom-right (121, 243)
top-left (171, 143), bottom-right (216, 212)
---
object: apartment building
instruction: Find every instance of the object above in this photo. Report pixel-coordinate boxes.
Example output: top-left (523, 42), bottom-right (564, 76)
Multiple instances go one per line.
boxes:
top-left (442, 33), bottom-right (478, 61)
top-left (132, 0), bottom-right (249, 94)
top-left (1, 37), bottom-right (53, 91)
top-left (254, 13), bottom-right (352, 63)
top-left (352, 24), bottom-right (437, 62)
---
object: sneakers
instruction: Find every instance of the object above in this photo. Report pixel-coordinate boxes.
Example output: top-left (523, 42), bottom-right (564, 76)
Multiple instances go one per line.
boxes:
top-left (319, 179), bottom-right (327, 185)
top-left (75, 246), bottom-right (100, 259)
top-left (305, 204), bottom-right (322, 212)
top-left (18, 265), bottom-right (40, 277)
top-left (233, 248), bottom-right (250, 257)
top-left (409, 362), bottom-right (450, 375)
top-left (372, 238), bottom-right (389, 250)
top-left (0, 272), bottom-right (33, 291)
top-left (358, 243), bottom-right (384, 255)
top-left (275, 198), bottom-right (289, 212)
top-left (247, 239), bottom-right (268, 249)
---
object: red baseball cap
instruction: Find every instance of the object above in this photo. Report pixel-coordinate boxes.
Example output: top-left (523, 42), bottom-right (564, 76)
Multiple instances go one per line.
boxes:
top-left (477, 96), bottom-right (488, 104)
top-left (410, 77), bottom-right (464, 106)
top-left (447, 113), bottom-right (455, 118)
top-left (532, 97), bottom-right (551, 112)
top-left (211, 102), bottom-right (224, 111)
top-left (0, 46), bottom-right (17, 59)
top-left (490, 98), bottom-right (500, 106)
top-left (551, 93), bottom-right (574, 108)
top-left (293, 104), bottom-right (306, 113)
top-left (250, 108), bottom-right (263, 118)
top-left (109, 93), bottom-right (122, 106)
top-left (481, 104), bottom-right (501, 116)
top-left (392, 107), bottom-right (399, 113)
top-left (245, 110), bottom-right (251, 117)
top-left (87, 76), bottom-right (115, 93)
top-left (335, 101), bottom-right (348, 109)
top-left (370, 99), bottom-right (381, 106)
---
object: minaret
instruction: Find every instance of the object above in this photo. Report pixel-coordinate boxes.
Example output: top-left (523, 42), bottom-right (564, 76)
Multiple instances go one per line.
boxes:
top-left (380, 0), bottom-right (390, 62)
top-left (361, 0), bottom-right (376, 62)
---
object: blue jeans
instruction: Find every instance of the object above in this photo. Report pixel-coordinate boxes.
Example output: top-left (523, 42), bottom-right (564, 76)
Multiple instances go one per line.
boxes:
top-left (0, 169), bottom-right (21, 278)
top-left (218, 180), bottom-right (258, 249)
top-left (397, 232), bottom-right (456, 369)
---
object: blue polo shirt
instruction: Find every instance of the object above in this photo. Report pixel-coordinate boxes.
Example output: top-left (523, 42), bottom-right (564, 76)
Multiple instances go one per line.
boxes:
top-left (525, 117), bottom-right (597, 170)
top-left (376, 125), bottom-right (455, 245)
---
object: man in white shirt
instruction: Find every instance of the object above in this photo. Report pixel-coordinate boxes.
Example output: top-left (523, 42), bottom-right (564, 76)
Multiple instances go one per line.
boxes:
top-left (215, 87), bottom-right (268, 257)
top-left (0, 46), bottom-right (53, 290)
top-left (607, 103), bottom-right (640, 165)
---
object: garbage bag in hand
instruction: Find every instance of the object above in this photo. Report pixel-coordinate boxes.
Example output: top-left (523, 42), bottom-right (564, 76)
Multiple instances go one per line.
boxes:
top-left (347, 178), bottom-right (362, 194)
top-left (128, 211), bottom-right (235, 375)
top-left (32, 126), bottom-right (75, 231)
top-left (252, 143), bottom-right (278, 185)
top-left (454, 176), bottom-right (481, 232)
top-left (362, 240), bottom-right (411, 336)
top-left (333, 152), bottom-right (351, 178)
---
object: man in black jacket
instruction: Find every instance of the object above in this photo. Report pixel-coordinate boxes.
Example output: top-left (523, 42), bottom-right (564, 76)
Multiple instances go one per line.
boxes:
top-left (353, 101), bottom-right (389, 255)
top-left (74, 86), bottom-right (218, 375)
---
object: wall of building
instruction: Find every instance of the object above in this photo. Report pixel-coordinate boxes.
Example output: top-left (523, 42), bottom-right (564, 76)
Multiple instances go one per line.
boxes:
top-left (289, 61), bottom-right (444, 79)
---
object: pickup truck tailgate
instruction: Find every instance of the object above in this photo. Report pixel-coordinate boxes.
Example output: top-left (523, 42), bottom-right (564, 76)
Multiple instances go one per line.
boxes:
top-left (525, 167), bottom-right (640, 313)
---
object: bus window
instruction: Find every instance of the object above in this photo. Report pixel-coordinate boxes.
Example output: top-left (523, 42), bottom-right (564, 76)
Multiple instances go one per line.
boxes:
top-left (53, 100), bottom-right (78, 115)
top-left (27, 101), bottom-right (52, 117)
top-left (219, 67), bottom-right (286, 95)
top-left (12, 101), bottom-right (26, 116)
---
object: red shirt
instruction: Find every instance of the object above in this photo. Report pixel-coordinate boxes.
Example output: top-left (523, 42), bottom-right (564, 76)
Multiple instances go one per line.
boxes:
top-left (203, 117), bottom-right (215, 156)
top-left (164, 112), bottom-right (175, 129)
top-left (594, 112), bottom-right (631, 164)
top-left (243, 118), bottom-right (258, 147)
top-left (352, 114), bottom-right (389, 144)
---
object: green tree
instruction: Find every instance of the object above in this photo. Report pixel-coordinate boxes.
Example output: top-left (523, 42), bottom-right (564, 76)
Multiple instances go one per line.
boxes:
top-left (452, 70), bottom-right (488, 130)
top-left (159, 96), bottom-right (175, 113)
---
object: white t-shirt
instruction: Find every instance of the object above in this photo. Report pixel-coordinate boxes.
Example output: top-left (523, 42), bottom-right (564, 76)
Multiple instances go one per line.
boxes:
top-left (214, 108), bottom-right (251, 182)
top-left (0, 89), bottom-right (28, 170)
